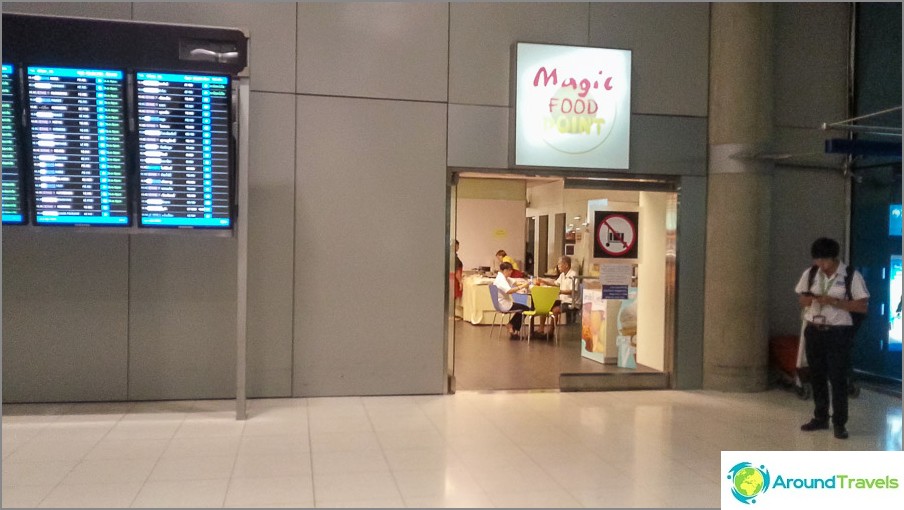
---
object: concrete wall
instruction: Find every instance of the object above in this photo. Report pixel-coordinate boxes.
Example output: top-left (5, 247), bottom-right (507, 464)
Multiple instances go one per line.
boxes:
top-left (1, 2), bottom-right (852, 400)
top-left (768, 3), bottom-right (851, 337)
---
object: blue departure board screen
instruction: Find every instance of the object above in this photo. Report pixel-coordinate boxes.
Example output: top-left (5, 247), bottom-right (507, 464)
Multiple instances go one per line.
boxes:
top-left (2, 64), bottom-right (25, 224)
top-left (136, 72), bottom-right (232, 228)
top-left (27, 66), bottom-right (129, 225)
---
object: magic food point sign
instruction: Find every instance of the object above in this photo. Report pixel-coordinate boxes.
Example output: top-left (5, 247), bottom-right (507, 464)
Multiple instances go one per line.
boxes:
top-left (514, 43), bottom-right (631, 169)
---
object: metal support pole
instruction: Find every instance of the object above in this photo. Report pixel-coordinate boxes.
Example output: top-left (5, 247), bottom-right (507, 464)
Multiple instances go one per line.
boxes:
top-left (235, 77), bottom-right (250, 420)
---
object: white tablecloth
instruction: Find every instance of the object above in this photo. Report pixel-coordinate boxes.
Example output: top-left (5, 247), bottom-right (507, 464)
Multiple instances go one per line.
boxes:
top-left (462, 275), bottom-right (496, 324)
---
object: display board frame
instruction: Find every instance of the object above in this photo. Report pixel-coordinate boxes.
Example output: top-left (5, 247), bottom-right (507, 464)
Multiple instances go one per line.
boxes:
top-left (1, 12), bottom-right (246, 236)
top-left (134, 70), bottom-right (235, 230)
top-left (25, 65), bottom-right (132, 227)
top-left (2, 63), bottom-right (27, 224)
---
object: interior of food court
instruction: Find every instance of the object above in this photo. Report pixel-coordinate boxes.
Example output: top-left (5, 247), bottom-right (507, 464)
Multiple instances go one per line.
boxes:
top-left (450, 174), bottom-right (675, 392)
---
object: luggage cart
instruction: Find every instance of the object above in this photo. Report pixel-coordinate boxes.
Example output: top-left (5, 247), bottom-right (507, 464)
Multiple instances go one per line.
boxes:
top-left (769, 330), bottom-right (811, 400)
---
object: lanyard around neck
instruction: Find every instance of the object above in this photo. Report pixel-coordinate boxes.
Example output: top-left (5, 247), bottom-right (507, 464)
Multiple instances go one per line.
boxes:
top-left (819, 271), bottom-right (838, 296)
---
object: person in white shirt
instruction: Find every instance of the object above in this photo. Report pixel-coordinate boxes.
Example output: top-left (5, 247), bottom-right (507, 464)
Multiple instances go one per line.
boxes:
top-left (795, 237), bottom-right (869, 440)
top-left (535, 256), bottom-right (578, 337)
top-left (493, 262), bottom-right (531, 340)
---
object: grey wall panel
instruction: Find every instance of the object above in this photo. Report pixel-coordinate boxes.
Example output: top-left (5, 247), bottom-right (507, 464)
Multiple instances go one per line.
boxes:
top-left (447, 104), bottom-right (509, 169)
top-left (128, 237), bottom-right (237, 400)
top-left (675, 175), bottom-right (706, 389)
top-left (295, 95), bottom-right (447, 397)
top-left (630, 115), bottom-right (707, 176)
top-left (1, 230), bottom-right (129, 402)
top-left (0, 1), bottom-right (132, 19)
top-left (449, 2), bottom-right (589, 107)
top-left (768, 167), bottom-right (846, 337)
top-left (774, 3), bottom-right (850, 129)
top-left (246, 92), bottom-right (295, 397)
top-left (589, 3), bottom-right (710, 117)
top-left (772, 126), bottom-right (849, 169)
top-left (297, 2), bottom-right (448, 101)
top-left (131, 2), bottom-right (297, 93)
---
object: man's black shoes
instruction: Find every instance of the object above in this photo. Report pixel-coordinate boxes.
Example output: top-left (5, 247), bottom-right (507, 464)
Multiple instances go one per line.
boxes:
top-left (800, 419), bottom-right (848, 439)
top-left (800, 419), bottom-right (829, 431)
top-left (834, 425), bottom-right (849, 439)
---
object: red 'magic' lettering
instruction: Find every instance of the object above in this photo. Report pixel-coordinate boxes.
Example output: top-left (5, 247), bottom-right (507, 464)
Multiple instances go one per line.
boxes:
top-left (533, 67), bottom-right (558, 87)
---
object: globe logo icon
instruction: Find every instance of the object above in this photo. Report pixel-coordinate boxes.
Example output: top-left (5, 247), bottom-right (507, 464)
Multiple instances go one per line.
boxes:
top-left (727, 462), bottom-right (770, 504)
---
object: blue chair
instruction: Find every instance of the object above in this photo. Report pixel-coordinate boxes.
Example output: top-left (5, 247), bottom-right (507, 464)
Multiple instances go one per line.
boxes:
top-left (487, 284), bottom-right (514, 339)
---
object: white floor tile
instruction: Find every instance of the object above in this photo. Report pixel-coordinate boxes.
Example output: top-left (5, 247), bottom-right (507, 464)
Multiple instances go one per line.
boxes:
top-left (468, 461), bottom-right (563, 494)
top-left (392, 466), bottom-right (484, 499)
top-left (313, 471), bottom-right (402, 503)
top-left (148, 455), bottom-right (236, 481)
top-left (223, 476), bottom-right (314, 507)
top-left (38, 482), bottom-right (143, 508)
top-left (486, 488), bottom-right (583, 508)
top-left (376, 428), bottom-right (447, 450)
top-left (2, 460), bottom-right (79, 487)
top-left (104, 420), bottom-right (182, 441)
top-left (1, 388), bottom-right (897, 509)
top-left (174, 418), bottom-right (246, 438)
top-left (311, 449), bottom-right (389, 475)
top-left (382, 447), bottom-right (461, 472)
top-left (6, 439), bottom-right (99, 464)
top-left (162, 436), bottom-right (241, 458)
top-left (32, 422), bottom-right (115, 444)
top-left (131, 479), bottom-right (229, 508)
top-left (83, 438), bottom-right (170, 461)
top-left (60, 458), bottom-right (157, 485)
top-left (315, 498), bottom-right (406, 508)
top-left (241, 417), bottom-right (308, 437)
top-left (231, 453), bottom-right (312, 479)
top-left (307, 415), bottom-right (373, 435)
top-left (308, 430), bottom-right (381, 453)
top-left (0, 484), bottom-right (56, 508)
top-left (239, 434), bottom-right (310, 456)
top-left (403, 492), bottom-right (496, 508)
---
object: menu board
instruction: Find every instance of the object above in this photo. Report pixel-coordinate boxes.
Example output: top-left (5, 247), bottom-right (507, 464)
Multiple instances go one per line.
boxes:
top-left (27, 66), bottom-right (129, 225)
top-left (2, 64), bottom-right (25, 224)
top-left (136, 72), bottom-right (232, 228)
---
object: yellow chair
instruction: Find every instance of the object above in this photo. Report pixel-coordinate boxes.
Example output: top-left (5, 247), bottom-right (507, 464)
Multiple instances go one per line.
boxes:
top-left (520, 285), bottom-right (560, 343)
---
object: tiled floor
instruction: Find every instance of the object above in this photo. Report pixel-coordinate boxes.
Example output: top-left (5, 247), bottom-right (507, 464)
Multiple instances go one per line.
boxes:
top-left (454, 321), bottom-right (656, 391)
top-left (2, 389), bottom-right (901, 508)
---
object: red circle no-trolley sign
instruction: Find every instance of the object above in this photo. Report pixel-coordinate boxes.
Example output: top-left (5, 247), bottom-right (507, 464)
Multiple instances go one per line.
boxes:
top-left (596, 213), bottom-right (637, 257)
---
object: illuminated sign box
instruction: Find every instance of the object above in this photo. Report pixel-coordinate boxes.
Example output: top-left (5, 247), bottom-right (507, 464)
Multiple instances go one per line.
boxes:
top-left (513, 43), bottom-right (631, 170)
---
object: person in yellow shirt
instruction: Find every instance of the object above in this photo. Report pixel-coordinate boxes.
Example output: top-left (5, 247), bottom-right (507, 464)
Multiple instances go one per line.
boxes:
top-left (496, 250), bottom-right (519, 270)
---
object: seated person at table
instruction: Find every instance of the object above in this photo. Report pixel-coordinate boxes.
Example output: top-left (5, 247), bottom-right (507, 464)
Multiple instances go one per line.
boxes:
top-left (493, 262), bottom-right (532, 340)
top-left (496, 250), bottom-right (526, 278)
top-left (534, 255), bottom-right (578, 336)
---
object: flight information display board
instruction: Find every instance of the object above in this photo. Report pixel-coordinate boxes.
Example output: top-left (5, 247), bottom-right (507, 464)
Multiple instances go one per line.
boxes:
top-left (27, 66), bottom-right (129, 225)
top-left (2, 64), bottom-right (25, 224)
top-left (136, 72), bottom-right (232, 228)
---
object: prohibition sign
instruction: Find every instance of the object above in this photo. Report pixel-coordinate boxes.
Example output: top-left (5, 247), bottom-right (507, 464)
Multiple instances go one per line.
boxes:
top-left (597, 213), bottom-right (637, 257)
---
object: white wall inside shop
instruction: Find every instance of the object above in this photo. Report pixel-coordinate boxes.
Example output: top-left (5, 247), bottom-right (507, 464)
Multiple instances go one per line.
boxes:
top-left (456, 179), bottom-right (527, 271)
top-left (1, 2), bottom-right (854, 401)
top-left (637, 192), bottom-right (668, 371)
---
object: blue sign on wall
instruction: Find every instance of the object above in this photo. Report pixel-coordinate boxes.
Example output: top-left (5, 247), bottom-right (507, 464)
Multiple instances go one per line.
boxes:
top-left (890, 205), bottom-right (902, 237)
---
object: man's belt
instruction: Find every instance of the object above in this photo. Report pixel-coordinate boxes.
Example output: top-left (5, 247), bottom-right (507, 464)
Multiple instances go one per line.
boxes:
top-left (807, 322), bottom-right (851, 331)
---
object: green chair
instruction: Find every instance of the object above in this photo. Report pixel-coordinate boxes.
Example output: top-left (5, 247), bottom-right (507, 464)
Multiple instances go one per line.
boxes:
top-left (520, 285), bottom-right (560, 343)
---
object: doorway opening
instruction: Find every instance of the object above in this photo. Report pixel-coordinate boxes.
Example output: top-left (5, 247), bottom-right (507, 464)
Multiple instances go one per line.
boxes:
top-left (449, 171), bottom-right (677, 392)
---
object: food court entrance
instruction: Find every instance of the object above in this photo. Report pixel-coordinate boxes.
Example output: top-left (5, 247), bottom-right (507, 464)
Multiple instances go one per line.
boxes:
top-left (446, 171), bottom-right (678, 393)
